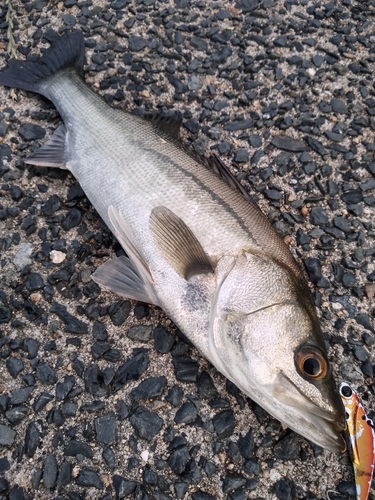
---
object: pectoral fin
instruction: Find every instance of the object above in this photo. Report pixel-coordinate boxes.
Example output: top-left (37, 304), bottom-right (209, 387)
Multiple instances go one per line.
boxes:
top-left (92, 206), bottom-right (159, 306)
top-left (25, 125), bottom-right (68, 169)
top-left (149, 206), bottom-right (213, 280)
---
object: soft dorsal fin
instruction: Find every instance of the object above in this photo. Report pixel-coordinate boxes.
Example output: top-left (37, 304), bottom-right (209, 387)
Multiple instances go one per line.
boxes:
top-left (204, 154), bottom-right (255, 203)
top-left (25, 124), bottom-right (67, 169)
top-left (149, 206), bottom-right (213, 280)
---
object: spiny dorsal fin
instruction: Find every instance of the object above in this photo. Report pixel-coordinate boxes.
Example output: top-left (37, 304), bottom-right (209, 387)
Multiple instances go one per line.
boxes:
top-left (25, 124), bottom-right (67, 169)
top-left (149, 206), bottom-right (213, 280)
top-left (144, 111), bottom-right (183, 141)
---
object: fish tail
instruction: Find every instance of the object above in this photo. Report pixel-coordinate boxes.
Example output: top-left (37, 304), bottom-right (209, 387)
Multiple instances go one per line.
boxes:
top-left (0, 30), bottom-right (85, 98)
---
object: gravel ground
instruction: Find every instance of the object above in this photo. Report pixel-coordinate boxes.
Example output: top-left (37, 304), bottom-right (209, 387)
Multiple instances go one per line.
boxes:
top-left (0, 0), bottom-right (375, 499)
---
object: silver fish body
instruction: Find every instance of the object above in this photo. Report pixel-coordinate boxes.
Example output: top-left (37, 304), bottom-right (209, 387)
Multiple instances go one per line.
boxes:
top-left (0, 30), bottom-right (346, 452)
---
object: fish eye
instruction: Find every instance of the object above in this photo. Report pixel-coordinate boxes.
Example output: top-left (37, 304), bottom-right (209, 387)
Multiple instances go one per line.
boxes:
top-left (340, 385), bottom-right (352, 398)
top-left (295, 346), bottom-right (328, 380)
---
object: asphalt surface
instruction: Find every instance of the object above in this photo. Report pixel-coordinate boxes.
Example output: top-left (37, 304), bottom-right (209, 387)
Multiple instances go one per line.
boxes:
top-left (0, 0), bottom-right (375, 499)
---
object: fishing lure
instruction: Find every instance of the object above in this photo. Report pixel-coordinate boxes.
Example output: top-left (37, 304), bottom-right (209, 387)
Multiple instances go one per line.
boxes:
top-left (339, 382), bottom-right (375, 500)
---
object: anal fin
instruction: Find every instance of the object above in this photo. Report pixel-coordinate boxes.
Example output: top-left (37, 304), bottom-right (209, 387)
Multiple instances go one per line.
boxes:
top-left (25, 124), bottom-right (68, 169)
top-left (92, 255), bottom-right (158, 305)
top-left (149, 206), bottom-right (213, 280)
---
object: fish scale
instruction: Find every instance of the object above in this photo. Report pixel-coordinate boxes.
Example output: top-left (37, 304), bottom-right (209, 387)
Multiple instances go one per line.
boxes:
top-left (0, 29), bottom-right (346, 453)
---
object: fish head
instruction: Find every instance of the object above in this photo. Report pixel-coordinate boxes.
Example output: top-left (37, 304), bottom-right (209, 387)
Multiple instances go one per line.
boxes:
top-left (210, 253), bottom-right (346, 452)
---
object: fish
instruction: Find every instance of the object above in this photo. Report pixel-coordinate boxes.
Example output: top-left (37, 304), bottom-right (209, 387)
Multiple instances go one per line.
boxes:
top-left (339, 382), bottom-right (375, 500)
top-left (0, 29), bottom-right (346, 452)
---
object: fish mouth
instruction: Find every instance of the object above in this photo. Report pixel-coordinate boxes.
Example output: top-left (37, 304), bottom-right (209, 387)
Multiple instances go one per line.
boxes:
top-left (274, 373), bottom-right (346, 453)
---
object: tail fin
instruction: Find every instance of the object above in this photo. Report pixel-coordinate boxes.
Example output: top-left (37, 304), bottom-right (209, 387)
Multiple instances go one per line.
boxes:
top-left (0, 30), bottom-right (85, 96)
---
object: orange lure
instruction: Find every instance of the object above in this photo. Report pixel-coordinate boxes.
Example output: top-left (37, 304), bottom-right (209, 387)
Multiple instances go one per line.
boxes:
top-left (339, 382), bottom-right (375, 500)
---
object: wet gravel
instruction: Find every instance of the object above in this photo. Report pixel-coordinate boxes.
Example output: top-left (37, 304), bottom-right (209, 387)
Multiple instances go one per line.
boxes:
top-left (0, 0), bottom-right (375, 499)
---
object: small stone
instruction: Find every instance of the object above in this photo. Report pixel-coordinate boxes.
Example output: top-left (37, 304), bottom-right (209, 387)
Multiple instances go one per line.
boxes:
top-left (191, 491), bottom-right (215, 500)
top-left (173, 357), bottom-right (198, 383)
top-left (112, 352), bottom-right (148, 391)
top-left (310, 207), bottom-right (328, 225)
top-left (94, 411), bottom-right (117, 445)
top-left (25, 272), bottom-right (44, 291)
top-left (0, 424), bottom-right (16, 446)
top-left (212, 409), bottom-right (235, 439)
top-left (274, 479), bottom-right (294, 500)
top-left (130, 406), bottom-right (163, 441)
top-left (41, 194), bottom-right (61, 215)
top-left (154, 326), bottom-right (175, 353)
top-left (304, 258), bottom-right (323, 284)
top-left (84, 364), bottom-right (108, 397)
top-left (50, 302), bottom-right (88, 334)
top-left (57, 460), bottom-right (72, 487)
top-left (61, 208), bottom-right (82, 230)
top-left (174, 402), bottom-right (197, 424)
top-left (25, 422), bottom-right (40, 458)
top-left (168, 446), bottom-right (189, 474)
top-left (35, 361), bottom-right (57, 385)
top-left (197, 371), bottom-right (219, 400)
top-left (13, 243), bottom-right (33, 270)
top-left (19, 124), bottom-right (46, 141)
top-left (274, 432), bottom-right (300, 460)
top-left (271, 136), bottom-right (308, 152)
top-left (43, 453), bottom-right (58, 488)
top-left (238, 428), bottom-right (254, 459)
top-left (76, 469), bottom-right (103, 489)
top-left (331, 99), bottom-right (349, 114)
top-left (341, 190), bottom-right (363, 205)
top-left (352, 345), bottom-right (369, 362)
top-left (5, 406), bottom-right (28, 424)
top-left (50, 250), bottom-right (66, 264)
top-left (56, 375), bottom-right (75, 399)
top-left (6, 357), bottom-right (24, 378)
top-left (64, 440), bottom-right (93, 458)
top-left (34, 392), bottom-right (54, 412)
top-left (127, 325), bottom-right (152, 342)
top-left (166, 385), bottom-right (184, 406)
top-left (222, 476), bottom-right (246, 493)
top-left (130, 376), bottom-right (166, 399)
top-left (113, 475), bottom-right (137, 498)
top-left (128, 36), bottom-right (147, 52)
top-left (109, 300), bottom-right (131, 326)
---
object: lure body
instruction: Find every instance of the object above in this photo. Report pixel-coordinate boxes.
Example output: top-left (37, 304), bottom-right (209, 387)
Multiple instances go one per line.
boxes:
top-left (340, 382), bottom-right (375, 500)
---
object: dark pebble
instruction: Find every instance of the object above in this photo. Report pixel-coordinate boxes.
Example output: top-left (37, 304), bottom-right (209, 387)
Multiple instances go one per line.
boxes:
top-left (34, 392), bottom-right (54, 412)
top-left (128, 36), bottom-right (147, 52)
top-left (84, 364), bottom-right (108, 397)
top-left (43, 453), bottom-right (58, 488)
top-left (116, 399), bottom-right (129, 421)
top-left (109, 300), bottom-right (131, 326)
top-left (130, 376), bottom-right (166, 399)
top-left (8, 486), bottom-right (25, 500)
top-left (57, 460), bottom-right (72, 487)
top-left (331, 99), bottom-right (349, 114)
top-left (6, 357), bottom-right (24, 378)
top-left (304, 258), bottom-right (323, 285)
top-left (35, 361), bottom-right (57, 384)
top-left (0, 456), bottom-right (10, 473)
top-left (103, 447), bottom-right (115, 468)
top-left (0, 424), bottom-right (16, 446)
top-left (94, 411), bottom-right (117, 445)
top-left (274, 479), bottom-right (295, 500)
top-left (19, 124), bottom-right (46, 141)
top-left (113, 475), bottom-right (137, 498)
top-left (112, 352), bottom-right (148, 391)
top-left (212, 409), bottom-right (235, 439)
top-left (168, 446), bottom-right (189, 474)
top-left (274, 432), bottom-right (300, 460)
top-left (337, 481), bottom-right (356, 496)
top-left (10, 386), bottom-right (33, 405)
top-left (0, 478), bottom-right (9, 492)
top-left (65, 440), bottom-right (93, 458)
top-left (197, 371), bottom-right (219, 400)
top-left (42, 194), bottom-right (61, 215)
top-left (5, 406), bottom-right (28, 425)
top-left (50, 302), bottom-right (88, 334)
top-left (356, 313), bottom-right (374, 333)
top-left (191, 491), bottom-right (215, 500)
top-left (174, 402), bottom-right (198, 425)
top-left (310, 207), bottom-right (328, 225)
top-left (238, 428), bottom-right (254, 459)
top-left (174, 482), bottom-right (189, 498)
top-left (353, 345), bottom-right (369, 362)
top-left (61, 208), bottom-right (82, 230)
top-left (130, 406), bottom-right (163, 440)
top-left (244, 458), bottom-right (260, 474)
top-left (222, 476), bottom-right (246, 493)
top-left (271, 136), bottom-right (308, 152)
top-left (305, 137), bottom-right (327, 156)
top-left (166, 385), bottom-right (184, 406)
top-left (154, 326), bottom-right (175, 353)
top-left (173, 357), bottom-right (198, 382)
top-left (56, 375), bottom-right (75, 399)
top-left (25, 272), bottom-right (44, 291)
top-left (341, 190), bottom-right (363, 204)
top-left (127, 324), bottom-right (152, 342)
top-left (25, 422), bottom-right (40, 458)
top-left (23, 337), bottom-right (40, 358)
top-left (76, 468), bottom-right (103, 489)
